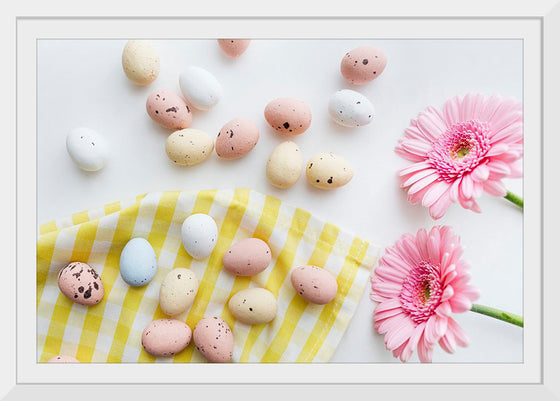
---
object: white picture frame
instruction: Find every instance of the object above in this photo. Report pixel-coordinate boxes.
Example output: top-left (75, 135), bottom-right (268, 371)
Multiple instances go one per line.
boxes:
top-left (3, 0), bottom-right (559, 399)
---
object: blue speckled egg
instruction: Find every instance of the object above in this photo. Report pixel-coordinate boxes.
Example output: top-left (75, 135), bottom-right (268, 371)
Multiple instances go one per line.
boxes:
top-left (119, 238), bottom-right (157, 287)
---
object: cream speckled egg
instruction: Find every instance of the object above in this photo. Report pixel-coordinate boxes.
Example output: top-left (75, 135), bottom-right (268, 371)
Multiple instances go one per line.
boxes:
top-left (58, 262), bottom-right (104, 306)
top-left (146, 89), bottom-right (192, 130)
top-left (291, 265), bottom-right (338, 305)
top-left (193, 317), bottom-right (234, 363)
top-left (141, 319), bottom-right (192, 357)
top-left (340, 46), bottom-right (387, 85)
top-left (181, 213), bottom-right (218, 259)
top-left (328, 89), bottom-right (375, 127)
top-left (216, 117), bottom-right (259, 160)
top-left (47, 355), bottom-right (80, 363)
top-left (159, 268), bottom-right (199, 316)
top-left (122, 40), bottom-right (160, 86)
top-left (217, 39), bottom-right (251, 57)
top-left (264, 98), bottom-right (312, 135)
top-left (165, 129), bottom-right (214, 166)
top-left (179, 66), bottom-right (223, 110)
top-left (228, 288), bottom-right (277, 325)
top-left (223, 238), bottom-right (272, 276)
top-left (306, 152), bottom-right (354, 189)
top-left (266, 141), bottom-right (303, 189)
top-left (66, 127), bottom-right (108, 172)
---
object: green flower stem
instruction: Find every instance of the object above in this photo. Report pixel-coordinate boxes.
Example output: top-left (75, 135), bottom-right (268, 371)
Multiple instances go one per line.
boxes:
top-left (470, 303), bottom-right (523, 327)
top-left (504, 191), bottom-right (524, 209)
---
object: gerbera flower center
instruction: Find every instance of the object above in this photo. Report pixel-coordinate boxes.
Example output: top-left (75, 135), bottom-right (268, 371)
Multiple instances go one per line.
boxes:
top-left (399, 261), bottom-right (443, 323)
top-left (427, 119), bottom-right (491, 182)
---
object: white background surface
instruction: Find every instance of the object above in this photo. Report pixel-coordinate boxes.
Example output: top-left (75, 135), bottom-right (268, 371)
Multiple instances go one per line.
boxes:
top-left (37, 39), bottom-right (523, 363)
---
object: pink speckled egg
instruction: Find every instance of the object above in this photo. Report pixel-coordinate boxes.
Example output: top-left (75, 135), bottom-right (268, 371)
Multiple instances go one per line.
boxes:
top-left (47, 355), bottom-right (80, 363)
top-left (291, 265), bottom-right (338, 305)
top-left (57, 262), bottom-right (104, 306)
top-left (217, 39), bottom-right (251, 57)
top-left (216, 117), bottom-right (259, 160)
top-left (141, 319), bottom-right (192, 357)
top-left (146, 89), bottom-right (192, 130)
top-left (193, 317), bottom-right (234, 363)
top-left (264, 98), bottom-right (312, 135)
top-left (223, 238), bottom-right (272, 276)
top-left (340, 46), bottom-right (387, 85)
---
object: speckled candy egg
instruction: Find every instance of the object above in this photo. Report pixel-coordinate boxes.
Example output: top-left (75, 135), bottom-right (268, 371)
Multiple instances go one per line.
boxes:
top-left (340, 46), bottom-right (387, 85)
top-left (47, 355), bottom-right (80, 363)
top-left (119, 238), bottom-right (157, 287)
top-left (179, 66), bottom-right (223, 110)
top-left (57, 262), bottom-right (104, 306)
top-left (165, 129), bottom-right (214, 166)
top-left (193, 317), bottom-right (234, 363)
top-left (122, 40), bottom-right (160, 86)
top-left (291, 265), bottom-right (338, 305)
top-left (228, 288), bottom-right (277, 325)
top-left (306, 152), bottom-right (354, 190)
top-left (146, 89), bottom-right (192, 130)
top-left (216, 117), bottom-right (259, 160)
top-left (328, 89), bottom-right (375, 127)
top-left (141, 319), bottom-right (192, 357)
top-left (159, 268), bottom-right (199, 316)
top-left (264, 98), bottom-right (312, 135)
top-left (181, 213), bottom-right (218, 259)
top-left (66, 127), bottom-right (108, 172)
top-left (266, 141), bottom-right (303, 189)
top-left (217, 39), bottom-right (251, 57)
top-left (223, 238), bottom-right (272, 276)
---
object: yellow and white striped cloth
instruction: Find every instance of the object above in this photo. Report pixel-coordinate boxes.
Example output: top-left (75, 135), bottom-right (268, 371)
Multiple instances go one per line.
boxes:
top-left (37, 188), bottom-right (379, 363)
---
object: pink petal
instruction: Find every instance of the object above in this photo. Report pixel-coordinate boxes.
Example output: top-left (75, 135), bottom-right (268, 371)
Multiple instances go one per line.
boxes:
top-left (449, 179), bottom-right (460, 202)
top-left (509, 161), bottom-right (523, 178)
top-left (401, 324), bottom-right (425, 362)
top-left (490, 121), bottom-right (523, 144)
top-left (449, 293), bottom-right (473, 313)
top-left (400, 139), bottom-right (433, 156)
top-left (483, 180), bottom-right (507, 197)
top-left (486, 143), bottom-right (509, 157)
top-left (480, 93), bottom-right (503, 122)
top-left (487, 160), bottom-right (511, 176)
top-left (402, 168), bottom-right (437, 188)
top-left (472, 182), bottom-right (483, 198)
top-left (461, 285), bottom-right (481, 302)
top-left (447, 318), bottom-right (469, 347)
top-left (424, 315), bottom-right (439, 345)
top-left (417, 110), bottom-right (447, 139)
top-left (443, 96), bottom-right (461, 126)
top-left (422, 180), bottom-right (450, 207)
top-left (427, 231), bottom-right (441, 263)
top-left (385, 319), bottom-right (416, 350)
top-left (441, 286), bottom-right (454, 301)
top-left (471, 165), bottom-right (489, 182)
top-left (460, 175), bottom-right (474, 199)
top-left (398, 161), bottom-right (433, 176)
top-left (408, 173), bottom-right (439, 195)
top-left (417, 335), bottom-right (434, 363)
top-left (438, 332), bottom-right (457, 354)
top-left (460, 93), bottom-right (478, 121)
top-left (429, 190), bottom-right (453, 220)
top-left (415, 228), bottom-right (430, 260)
top-left (436, 301), bottom-right (452, 317)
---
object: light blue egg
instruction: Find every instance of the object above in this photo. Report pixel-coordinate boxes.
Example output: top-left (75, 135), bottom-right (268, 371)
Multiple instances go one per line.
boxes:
top-left (119, 238), bottom-right (157, 287)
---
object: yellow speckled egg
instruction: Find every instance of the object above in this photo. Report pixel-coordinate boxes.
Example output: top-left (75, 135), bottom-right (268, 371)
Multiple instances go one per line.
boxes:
top-left (122, 40), bottom-right (160, 86)
top-left (165, 129), bottom-right (214, 166)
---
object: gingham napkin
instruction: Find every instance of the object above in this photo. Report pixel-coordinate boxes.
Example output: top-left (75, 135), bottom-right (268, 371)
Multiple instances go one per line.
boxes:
top-left (37, 188), bottom-right (380, 363)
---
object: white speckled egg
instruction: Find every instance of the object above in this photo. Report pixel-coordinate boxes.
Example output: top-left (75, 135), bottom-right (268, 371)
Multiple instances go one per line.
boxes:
top-left (179, 66), bottom-right (223, 110)
top-left (159, 268), bottom-right (199, 316)
top-left (306, 152), bottom-right (354, 189)
top-left (66, 127), bottom-right (108, 171)
top-left (141, 319), bottom-right (192, 357)
top-left (193, 317), bottom-right (234, 363)
top-left (122, 40), bottom-right (160, 85)
top-left (228, 288), bottom-right (277, 325)
top-left (181, 214), bottom-right (218, 259)
top-left (291, 265), bottom-right (338, 305)
top-left (57, 262), bottom-right (104, 306)
top-left (328, 89), bottom-right (375, 127)
top-left (165, 129), bottom-right (214, 166)
top-left (47, 355), bottom-right (80, 363)
top-left (266, 141), bottom-right (303, 189)
top-left (119, 238), bottom-right (157, 287)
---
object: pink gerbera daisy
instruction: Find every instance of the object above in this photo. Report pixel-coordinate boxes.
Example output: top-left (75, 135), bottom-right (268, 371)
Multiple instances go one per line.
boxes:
top-left (395, 93), bottom-right (523, 219)
top-left (370, 226), bottom-right (480, 362)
